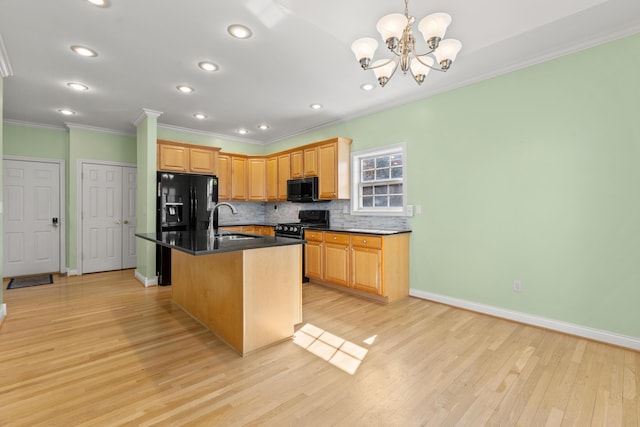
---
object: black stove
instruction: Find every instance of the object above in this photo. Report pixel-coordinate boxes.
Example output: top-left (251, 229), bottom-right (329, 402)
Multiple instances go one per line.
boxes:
top-left (275, 210), bottom-right (329, 239)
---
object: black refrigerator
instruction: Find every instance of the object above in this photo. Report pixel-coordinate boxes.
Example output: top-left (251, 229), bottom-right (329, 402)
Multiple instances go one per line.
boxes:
top-left (156, 172), bottom-right (218, 285)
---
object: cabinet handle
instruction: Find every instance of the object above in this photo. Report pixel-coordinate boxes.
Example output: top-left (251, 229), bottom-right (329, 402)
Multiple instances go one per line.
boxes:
top-left (363, 239), bottom-right (367, 244)
top-left (333, 236), bottom-right (337, 240)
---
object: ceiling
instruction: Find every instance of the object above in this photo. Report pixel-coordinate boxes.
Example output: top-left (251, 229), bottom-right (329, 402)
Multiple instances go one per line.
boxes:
top-left (1, 0), bottom-right (639, 145)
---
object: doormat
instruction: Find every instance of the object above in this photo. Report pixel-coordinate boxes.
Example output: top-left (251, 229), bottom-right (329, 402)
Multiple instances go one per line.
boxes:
top-left (6, 274), bottom-right (54, 290)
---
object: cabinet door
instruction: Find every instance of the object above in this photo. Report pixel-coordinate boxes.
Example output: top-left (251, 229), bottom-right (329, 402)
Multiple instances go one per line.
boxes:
top-left (189, 147), bottom-right (217, 175)
top-left (323, 233), bottom-right (350, 287)
top-left (247, 157), bottom-right (266, 201)
top-left (303, 147), bottom-right (318, 176)
top-left (158, 143), bottom-right (188, 172)
top-left (266, 156), bottom-right (278, 201)
top-left (290, 150), bottom-right (304, 178)
top-left (277, 154), bottom-right (290, 201)
top-left (305, 241), bottom-right (323, 280)
top-left (217, 154), bottom-right (231, 200)
top-left (351, 246), bottom-right (383, 295)
top-left (231, 156), bottom-right (247, 200)
top-left (318, 142), bottom-right (337, 199)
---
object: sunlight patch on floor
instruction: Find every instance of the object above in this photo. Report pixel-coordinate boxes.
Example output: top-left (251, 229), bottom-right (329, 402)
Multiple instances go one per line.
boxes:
top-left (293, 323), bottom-right (369, 375)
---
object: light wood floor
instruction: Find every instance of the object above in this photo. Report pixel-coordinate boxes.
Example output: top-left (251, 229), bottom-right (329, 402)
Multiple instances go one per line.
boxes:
top-left (1, 270), bottom-right (638, 426)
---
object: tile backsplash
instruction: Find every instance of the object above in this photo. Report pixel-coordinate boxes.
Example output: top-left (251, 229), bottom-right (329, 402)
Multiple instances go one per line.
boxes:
top-left (218, 200), bottom-right (411, 230)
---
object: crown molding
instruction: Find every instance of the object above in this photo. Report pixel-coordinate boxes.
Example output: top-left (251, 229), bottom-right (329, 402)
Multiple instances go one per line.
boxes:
top-left (65, 122), bottom-right (135, 136)
top-left (133, 108), bottom-right (163, 127)
top-left (157, 123), bottom-right (265, 146)
top-left (0, 33), bottom-right (14, 78)
top-left (3, 118), bottom-right (67, 132)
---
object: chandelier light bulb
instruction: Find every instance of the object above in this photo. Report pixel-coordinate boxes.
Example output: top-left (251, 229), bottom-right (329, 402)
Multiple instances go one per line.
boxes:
top-left (351, 38), bottom-right (379, 69)
top-left (418, 13), bottom-right (452, 48)
top-left (376, 13), bottom-right (408, 48)
top-left (371, 59), bottom-right (396, 86)
top-left (409, 57), bottom-right (434, 84)
top-left (434, 39), bottom-right (462, 69)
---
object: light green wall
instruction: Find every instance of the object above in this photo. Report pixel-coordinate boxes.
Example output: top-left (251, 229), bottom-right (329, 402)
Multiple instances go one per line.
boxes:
top-left (157, 128), bottom-right (264, 155)
top-left (3, 124), bottom-right (68, 159)
top-left (135, 116), bottom-right (158, 280)
top-left (270, 33), bottom-right (640, 338)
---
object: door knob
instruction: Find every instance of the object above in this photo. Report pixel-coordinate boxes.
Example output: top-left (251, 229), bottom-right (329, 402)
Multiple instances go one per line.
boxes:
top-left (115, 220), bottom-right (121, 225)
top-left (124, 220), bottom-right (129, 224)
top-left (52, 217), bottom-right (58, 226)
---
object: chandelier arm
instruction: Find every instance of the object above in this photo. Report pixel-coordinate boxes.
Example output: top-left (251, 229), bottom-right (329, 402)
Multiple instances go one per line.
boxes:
top-left (362, 58), bottom-right (396, 71)
top-left (408, 44), bottom-right (446, 72)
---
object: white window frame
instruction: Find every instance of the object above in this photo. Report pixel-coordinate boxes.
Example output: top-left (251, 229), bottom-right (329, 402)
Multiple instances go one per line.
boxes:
top-left (350, 143), bottom-right (407, 216)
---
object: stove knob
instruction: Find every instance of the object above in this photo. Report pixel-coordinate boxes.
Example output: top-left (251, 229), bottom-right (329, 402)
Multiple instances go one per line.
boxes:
top-left (292, 226), bottom-right (298, 233)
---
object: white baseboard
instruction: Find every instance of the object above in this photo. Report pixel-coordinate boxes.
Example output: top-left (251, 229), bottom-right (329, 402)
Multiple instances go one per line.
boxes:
top-left (0, 303), bottom-right (6, 325)
top-left (410, 289), bottom-right (640, 351)
top-left (135, 270), bottom-right (158, 287)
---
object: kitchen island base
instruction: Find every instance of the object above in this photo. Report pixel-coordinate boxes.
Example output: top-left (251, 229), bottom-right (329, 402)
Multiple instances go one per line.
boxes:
top-left (171, 245), bottom-right (302, 356)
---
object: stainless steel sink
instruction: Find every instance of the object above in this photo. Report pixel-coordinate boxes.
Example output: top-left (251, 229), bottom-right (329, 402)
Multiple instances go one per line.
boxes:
top-left (215, 233), bottom-right (259, 241)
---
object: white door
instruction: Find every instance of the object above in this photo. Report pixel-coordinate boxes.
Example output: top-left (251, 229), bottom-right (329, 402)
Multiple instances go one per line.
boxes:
top-left (3, 159), bottom-right (61, 277)
top-left (122, 166), bottom-right (137, 269)
top-left (82, 164), bottom-right (123, 273)
top-left (81, 163), bottom-right (137, 274)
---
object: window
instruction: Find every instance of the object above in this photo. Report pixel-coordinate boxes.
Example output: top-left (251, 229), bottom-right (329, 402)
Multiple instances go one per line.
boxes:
top-left (351, 143), bottom-right (406, 216)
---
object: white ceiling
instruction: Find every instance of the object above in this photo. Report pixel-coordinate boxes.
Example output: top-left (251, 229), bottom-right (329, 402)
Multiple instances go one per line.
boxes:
top-left (1, 0), bottom-right (639, 145)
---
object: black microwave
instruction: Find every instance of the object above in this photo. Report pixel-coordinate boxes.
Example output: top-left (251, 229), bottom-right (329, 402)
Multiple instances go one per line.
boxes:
top-left (287, 177), bottom-right (321, 202)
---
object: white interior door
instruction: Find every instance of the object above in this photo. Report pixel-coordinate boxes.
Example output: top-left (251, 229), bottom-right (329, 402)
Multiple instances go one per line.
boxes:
top-left (82, 163), bottom-right (123, 274)
top-left (122, 166), bottom-right (137, 269)
top-left (81, 163), bottom-right (137, 274)
top-left (3, 159), bottom-right (61, 277)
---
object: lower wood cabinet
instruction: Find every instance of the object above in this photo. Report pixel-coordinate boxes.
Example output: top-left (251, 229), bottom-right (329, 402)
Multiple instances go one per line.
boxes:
top-left (219, 225), bottom-right (274, 236)
top-left (303, 230), bottom-right (410, 303)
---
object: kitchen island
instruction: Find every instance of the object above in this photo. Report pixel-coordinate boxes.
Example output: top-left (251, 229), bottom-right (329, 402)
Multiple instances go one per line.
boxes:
top-left (136, 231), bottom-right (304, 356)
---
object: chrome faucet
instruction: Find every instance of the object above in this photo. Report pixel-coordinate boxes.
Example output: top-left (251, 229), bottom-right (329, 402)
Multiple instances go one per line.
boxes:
top-left (208, 202), bottom-right (238, 238)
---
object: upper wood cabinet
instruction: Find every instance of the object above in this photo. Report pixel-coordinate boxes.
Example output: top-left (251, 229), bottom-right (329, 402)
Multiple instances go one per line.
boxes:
top-left (290, 150), bottom-right (304, 178)
top-left (157, 140), bottom-right (219, 175)
top-left (277, 154), bottom-right (290, 201)
top-left (231, 156), bottom-right (247, 201)
top-left (248, 157), bottom-right (267, 201)
top-left (303, 147), bottom-right (318, 176)
top-left (266, 156), bottom-right (278, 201)
top-left (317, 137), bottom-right (351, 200)
top-left (217, 154), bottom-right (231, 200)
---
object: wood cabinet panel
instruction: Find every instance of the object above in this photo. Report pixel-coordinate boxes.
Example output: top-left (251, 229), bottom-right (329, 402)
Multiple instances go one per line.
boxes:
top-left (248, 157), bottom-right (266, 201)
top-left (351, 246), bottom-right (382, 295)
top-left (303, 147), bottom-right (318, 176)
top-left (231, 156), bottom-right (247, 201)
top-left (189, 147), bottom-right (217, 174)
top-left (157, 140), bottom-right (220, 175)
top-left (290, 150), bottom-right (303, 178)
top-left (158, 143), bottom-right (189, 172)
top-left (217, 154), bottom-right (231, 200)
top-left (266, 156), bottom-right (278, 201)
top-left (277, 154), bottom-right (290, 201)
top-left (323, 239), bottom-right (349, 287)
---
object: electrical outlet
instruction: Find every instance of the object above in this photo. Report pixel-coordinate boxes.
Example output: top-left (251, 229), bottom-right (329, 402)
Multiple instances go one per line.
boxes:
top-left (513, 280), bottom-right (522, 292)
top-left (406, 205), bottom-right (414, 217)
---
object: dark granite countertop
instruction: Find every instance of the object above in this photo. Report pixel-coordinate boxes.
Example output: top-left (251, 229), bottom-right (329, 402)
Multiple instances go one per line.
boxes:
top-left (136, 231), bottom-right (304, 256)
top-left (218, 223), bottom-right (279, 228)
top-left (304, 226), bottom-right (411, 235)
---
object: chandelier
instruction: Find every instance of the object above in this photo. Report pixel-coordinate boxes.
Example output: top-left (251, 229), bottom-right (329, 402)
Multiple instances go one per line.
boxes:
top-left (351, 0), bottom-right (462, 87)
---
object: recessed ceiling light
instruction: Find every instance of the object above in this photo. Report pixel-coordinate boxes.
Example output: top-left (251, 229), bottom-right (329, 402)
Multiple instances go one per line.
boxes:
top-left (193, 113), bottom-right (207, 120)
top-left (86, 0), bottom-right (110, 7)
top-left (70, 45), bottom-right (98, 57)
top-left (360, 83), bottom-right (376, 91)
top-left (198, 61), bottom-right (219, 72)
top-left (228, 24), bottom-right (252, 39)
top-left (310, 104), bottom-right (323, 110)
top-left (258, 124), bottom-right (270, 130)
top-left (58, 108), bottom-right (76, 116)
top-left (237, 129), bottom-right (249, 135)
top-left (67, 82), bottom-right (89, 91)
top-left (177, 85), bottom-right (194, 93)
